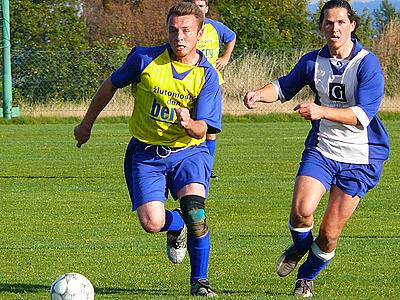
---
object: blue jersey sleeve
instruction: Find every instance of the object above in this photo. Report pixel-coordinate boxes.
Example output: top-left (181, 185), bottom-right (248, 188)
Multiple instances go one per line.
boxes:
top-left (110, 45), bottom-right (166, 88)
top-left (211, 19), bottom-right (236, 45)
top-left (195, 67), bottom-right (222, 134)
top-left (277, 51), bottom-right (317, 101)
top-left (110, 47), bottom-right (143, 88)
top-left (356, 53), bottom-right (384, 121)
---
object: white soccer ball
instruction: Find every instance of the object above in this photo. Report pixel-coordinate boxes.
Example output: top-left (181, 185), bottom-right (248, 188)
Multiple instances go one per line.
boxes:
top-left (50, 272), bottom-right (94, 300)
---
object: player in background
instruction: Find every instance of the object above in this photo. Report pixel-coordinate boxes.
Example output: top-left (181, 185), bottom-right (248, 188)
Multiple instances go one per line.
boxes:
top-left (243, 0), bottom-right (389, 297)
top-left (185, 0), bottom-right (236, 179)
top-left (74, 2), bottom-right (221, 297)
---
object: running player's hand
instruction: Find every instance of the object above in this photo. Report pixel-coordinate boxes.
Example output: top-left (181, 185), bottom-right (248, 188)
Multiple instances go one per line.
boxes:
top-left (175, 107), bottom-right (191, 129)
top-left (294, 103), bottom-right (325, 121)
top-left (74, 122), bottom-right (92, 148)
top-left (215, 57), bottom-right (229, 71)
top-left (243, 91), bottom-right (259, 109)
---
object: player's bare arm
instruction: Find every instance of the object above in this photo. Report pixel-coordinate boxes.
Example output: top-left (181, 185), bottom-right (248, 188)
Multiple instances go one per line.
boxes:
top-left (74, 77), bottom-right (118, 148)
top-left (294, 103), bottom-right (359, 126)
top-left (215, 38), bottom-right (236, 71)
top-left (175, 107), bottom-right (207, 139)
top-left (243, 83), bottom-right (279, 109)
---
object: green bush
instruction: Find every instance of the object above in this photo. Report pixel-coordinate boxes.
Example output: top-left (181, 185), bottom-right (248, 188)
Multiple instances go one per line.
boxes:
top-left (12, 46), bottom-right (129, 104)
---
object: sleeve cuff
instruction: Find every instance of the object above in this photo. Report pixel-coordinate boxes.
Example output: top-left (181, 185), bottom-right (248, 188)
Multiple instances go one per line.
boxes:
top-left (350, 106), bottom-right (370, 128)
top-left (272, 80), bottom-right (287, 103)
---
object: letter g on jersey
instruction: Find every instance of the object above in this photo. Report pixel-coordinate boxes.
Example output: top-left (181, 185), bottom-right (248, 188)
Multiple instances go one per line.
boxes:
top-left (329, 83), bottom-right (347, 102)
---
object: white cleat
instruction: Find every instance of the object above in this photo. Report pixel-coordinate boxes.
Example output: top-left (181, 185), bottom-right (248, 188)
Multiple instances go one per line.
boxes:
top-left (276, 244), bottom-right (308, 277)
top-left (190, 279), bottom-right (218, 297)
top-left (166, 210), bottom-right (187, 264)
top-left (294, 279), bottom-right (314, 298)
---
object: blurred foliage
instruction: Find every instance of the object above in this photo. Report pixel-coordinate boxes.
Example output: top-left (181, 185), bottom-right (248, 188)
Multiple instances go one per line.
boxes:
top-left (214, 0), bottom-right (314, 52)
top-left (13, 50), bottom-right (101, 103)
top-left (11, 0), bottom-right (88, 51)
top-left (372, 19), bottom-right (400, 96)
top-left (357, 9), bottom-right (377, 48)
top-left (5, 0), bottom-right (400, 103)
top-left (82, 0), bottom-right (180, 46)
top-left (12, 46), bottom-right (129, 103)
top-left (373, 0), bottom-right (400, 32)
top-left (9, 0), bottom-right (129, 103)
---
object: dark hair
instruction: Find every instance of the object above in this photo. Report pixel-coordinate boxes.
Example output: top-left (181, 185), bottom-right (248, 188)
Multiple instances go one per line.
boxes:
top-left (167, 2), bottom-right (204, 30)
top-left (319, 0), bottom-right (360, 41)
top-left (184, 0), bottom-right (209, 5)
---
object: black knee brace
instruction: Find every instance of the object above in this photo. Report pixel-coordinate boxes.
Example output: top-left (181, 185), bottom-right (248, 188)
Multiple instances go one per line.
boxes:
top-left (180, 195), bottom-right (208, 237)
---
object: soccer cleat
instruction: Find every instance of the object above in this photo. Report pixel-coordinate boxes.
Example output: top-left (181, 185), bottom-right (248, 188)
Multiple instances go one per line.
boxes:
top-left (210, 171), bottom-right (219, 179)
top-left (190, 279), bottom-right (217, 297)
top-left (294, 279), bottom-right (314, 298)
top-left (276, 244), bottom-right (308, 277)
top-left (166, 209), bottom-right (187, 264)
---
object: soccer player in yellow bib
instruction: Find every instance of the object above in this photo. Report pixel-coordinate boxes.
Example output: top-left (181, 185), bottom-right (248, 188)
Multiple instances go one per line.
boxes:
top-left (186, 0), bottom-right (236, 179)
top-left (74, 2), bottom-right (221, 297)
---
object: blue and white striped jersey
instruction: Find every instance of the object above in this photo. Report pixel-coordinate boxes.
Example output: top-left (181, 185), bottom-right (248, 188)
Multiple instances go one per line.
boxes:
top-left (273, 40), bottom-right (389, 164)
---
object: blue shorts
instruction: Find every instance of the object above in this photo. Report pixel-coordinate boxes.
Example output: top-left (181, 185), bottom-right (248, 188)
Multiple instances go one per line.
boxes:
top-left (297, 148), bottom-right (384, 198)
top-left (124, 137), bottom-right (213, 211)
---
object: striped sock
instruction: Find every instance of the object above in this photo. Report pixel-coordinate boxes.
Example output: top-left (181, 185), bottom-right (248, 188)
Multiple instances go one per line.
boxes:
top-left (297, 242), bottom-right (335, 280)
top-left (289, 221), bottom-right (314, 252)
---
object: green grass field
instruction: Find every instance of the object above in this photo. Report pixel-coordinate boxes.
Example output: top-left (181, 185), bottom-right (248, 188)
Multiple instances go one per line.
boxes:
top-left (0, 118), bottom-right (399, 299)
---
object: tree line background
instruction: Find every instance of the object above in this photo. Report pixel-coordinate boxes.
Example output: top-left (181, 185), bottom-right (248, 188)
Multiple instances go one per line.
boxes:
top-left (12, 0), bottom-right (400, 51)
top-left (7, 0), bottom-right (400, 103)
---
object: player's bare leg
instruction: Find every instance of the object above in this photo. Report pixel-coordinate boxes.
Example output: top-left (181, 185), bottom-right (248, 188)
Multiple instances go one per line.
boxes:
top-left (137, 201), bottom-right (166, 233)
top-left (137, 201), bottom-right (187, 264)
top-left (316, 185), bottom-right (360, 252)
top-left (276, 176), bottom-right (325, 277)
top-left (294, 186), bottom-right (360, 297)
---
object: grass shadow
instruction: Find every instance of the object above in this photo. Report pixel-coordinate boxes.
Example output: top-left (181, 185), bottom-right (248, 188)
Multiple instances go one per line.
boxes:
top-left (0, 283), bottom-right (290, 297)
top-left (0, 175), bottom-right (105, 179)
top-left (0, 283), bottom-right (49, 293)
top-left (0, 283), bottom-right (175, 296)
top-left (95, 286), bottom-right (176, 296)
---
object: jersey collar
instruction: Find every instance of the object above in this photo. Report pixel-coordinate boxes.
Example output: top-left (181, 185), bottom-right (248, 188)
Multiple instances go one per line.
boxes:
top-left (166, 44), bottom-right (210, 68)
top-left (319, 38), bottom-right (363, 59)
top-left (204, 17), bottom-right (212, 24)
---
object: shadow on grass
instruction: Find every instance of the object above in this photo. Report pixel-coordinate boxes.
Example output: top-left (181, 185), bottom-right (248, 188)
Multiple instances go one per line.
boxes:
top-left (95, 286), bottom-right (176, 296)
top-left (220, 288), bottom-right (290, 297)
top-left (341, 235), bottom-right (400, 239)
top-left (0, 283), bottom-right (289, 297)
top-left (232, 233), bottom-right (400, 240)
top-left (0, 283), bottom-right (175, 296)
top-left (0, 283), bottom-right (49, 293)
top-left (0, 175), bottom-right (105, 179)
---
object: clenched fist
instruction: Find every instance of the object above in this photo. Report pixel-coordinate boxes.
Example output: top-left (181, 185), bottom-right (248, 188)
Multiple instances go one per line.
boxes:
top-left (74, 122), bottom-right (92, 148)
top-left (175, 107), bottom-right (191, 129)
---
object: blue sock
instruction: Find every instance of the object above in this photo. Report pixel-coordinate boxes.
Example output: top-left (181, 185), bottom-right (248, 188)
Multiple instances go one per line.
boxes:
top-left (297, 242), bottom-right (335, 280)
top-left (160, 210), bottom-right (184, 232)
top-left (188, 231), bottom-right (210, 283)
top-left (206, 140), bottom-right (216, 157)
top-left (289, 221), bottom-right (314, 252)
